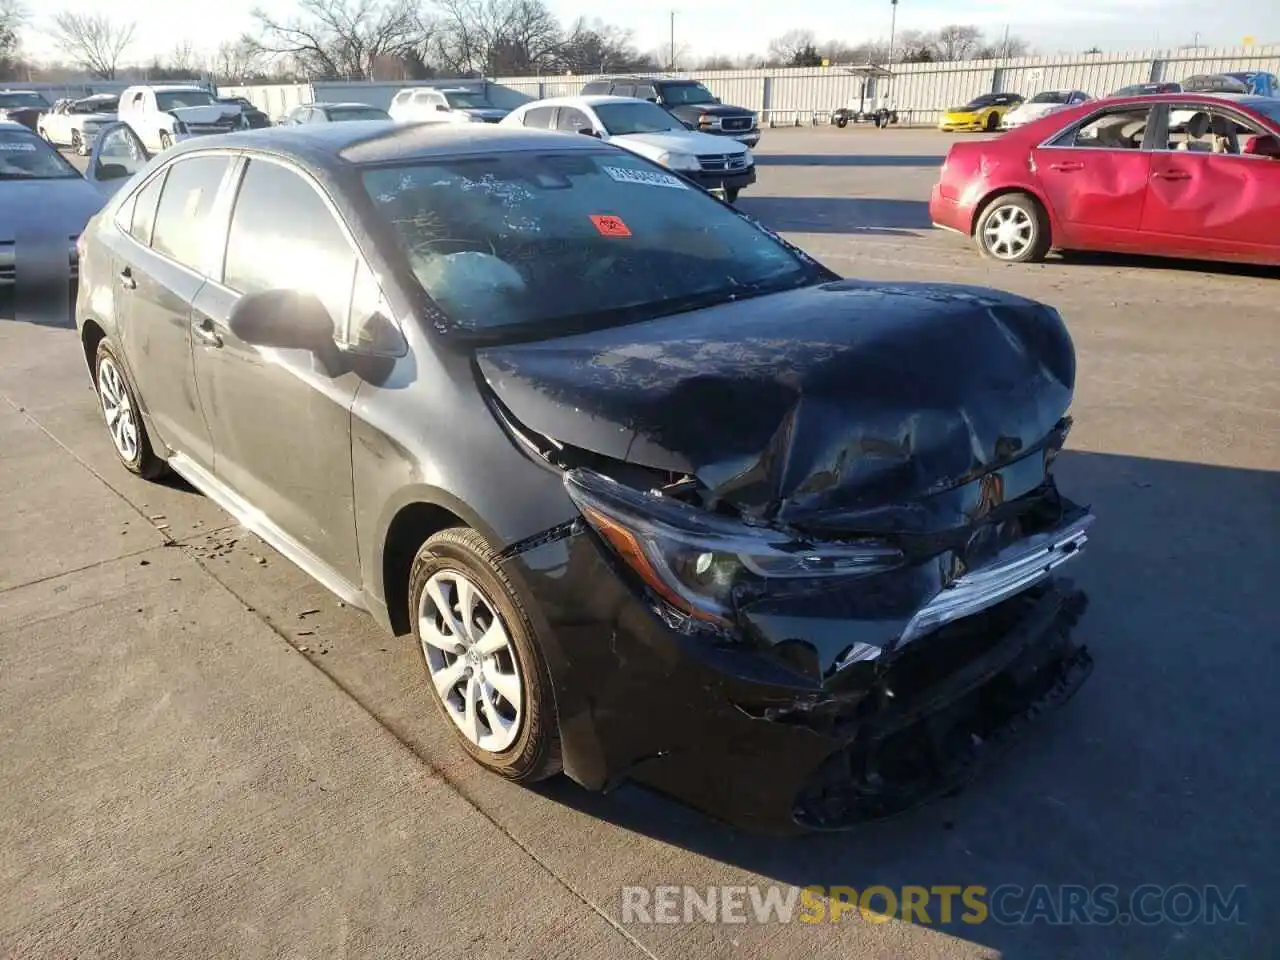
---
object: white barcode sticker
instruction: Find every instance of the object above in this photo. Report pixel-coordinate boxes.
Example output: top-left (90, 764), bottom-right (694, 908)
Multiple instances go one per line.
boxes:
top-left (601, 165), bottom-right (688, 189)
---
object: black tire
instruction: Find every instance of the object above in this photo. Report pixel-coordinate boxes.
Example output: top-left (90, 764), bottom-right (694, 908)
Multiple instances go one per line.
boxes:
top-left (835, 114), bottom-right (849, 128)
top-left (974, 192), bottom-right (1051, 263)
top-left (71, 130), bottom-right (85, 155)
top-left (724, 187), bottom-right (740, 204)
top-left (159, 131), bottom-right (172, 150)
top-left (409, 527), bottom-right (561, 783)
top-left (38, 126), bottom-right (51, 144)
top-left (985, 112), bottom-right (1000, 132)
top-left (94, 340), bottom-right (168, 479)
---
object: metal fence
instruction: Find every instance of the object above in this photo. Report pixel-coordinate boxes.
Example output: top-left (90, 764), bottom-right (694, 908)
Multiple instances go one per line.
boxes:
top-left (219, 44), bottom-right (1280, 127)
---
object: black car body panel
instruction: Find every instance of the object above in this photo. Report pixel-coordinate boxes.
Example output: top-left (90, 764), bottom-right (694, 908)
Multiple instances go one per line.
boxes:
top-left (582, 77), bottom-right (760, 145)
top-left (476, 279), bottom-right (1073, 529)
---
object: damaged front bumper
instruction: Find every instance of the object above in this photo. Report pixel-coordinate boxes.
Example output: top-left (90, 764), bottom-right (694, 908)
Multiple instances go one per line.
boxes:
top-left (502, 504), bottom-right (1095, 834)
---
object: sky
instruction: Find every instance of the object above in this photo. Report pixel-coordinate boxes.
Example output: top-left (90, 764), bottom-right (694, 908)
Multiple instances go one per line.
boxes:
top-left (21, 0), bottom-right (1279, 66)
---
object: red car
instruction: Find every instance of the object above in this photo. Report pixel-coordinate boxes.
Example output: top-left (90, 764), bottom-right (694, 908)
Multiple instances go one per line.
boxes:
top-left (930, 93), bottom-right (1280, 266)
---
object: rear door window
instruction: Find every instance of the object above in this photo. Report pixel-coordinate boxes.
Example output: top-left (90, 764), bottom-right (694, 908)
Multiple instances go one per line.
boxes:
top-left (555, 107), bottom-right (592, 132)
top-left (521, 106), bottom-right (555, 129)
top-left (129, 171), bottom-right (168, 246)
top-left (150, 155), bottom-right (233, 272)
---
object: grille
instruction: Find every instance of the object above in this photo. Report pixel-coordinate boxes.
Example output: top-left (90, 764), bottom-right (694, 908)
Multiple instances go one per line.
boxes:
top-left (697, 153), bottom-right (750, 172)
top-left (721, 116), bottom-right (752, 132)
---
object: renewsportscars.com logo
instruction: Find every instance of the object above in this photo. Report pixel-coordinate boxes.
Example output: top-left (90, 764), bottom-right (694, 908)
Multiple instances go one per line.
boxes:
top-left (620, 884), bottom-right (1248, 927)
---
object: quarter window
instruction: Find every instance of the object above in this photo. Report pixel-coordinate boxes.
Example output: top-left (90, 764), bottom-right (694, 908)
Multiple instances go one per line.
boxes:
top-left (150, 155), bottom-right (232, 271)
top-left (129, 171), bottom-right (167, 246)
top-left (222, 158), bottom-right (357, 331)
top-left (556, 107), bottom-right (591, 132)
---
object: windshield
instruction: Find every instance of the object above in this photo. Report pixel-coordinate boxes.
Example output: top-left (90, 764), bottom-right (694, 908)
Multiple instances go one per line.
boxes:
top-left (0, 91), bottom-right (50, 110)
top-left (0, 129), bottom-right (78, 179)
top-left (328, 106), bottom-right (391, 122)
top-left (444, 91), bottom-right (494, 109)
top-left (154, 90), bottom-right (216, 110)
top-left (1030, 91), bottom-right (1072, 105)
top-left (962, 95), bottom-right (1000, 109)
top-left (660, 83), bottom-right (717, 106)
top-left (594, 101), bottom-right (684, 135)
top-left (361, 151), bottom-right (821, 338)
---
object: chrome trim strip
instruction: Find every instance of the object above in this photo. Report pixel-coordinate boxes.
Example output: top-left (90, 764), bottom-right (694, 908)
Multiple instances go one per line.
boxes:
top-left (898, 513), bottom-right (1094, 648)
top-left (167, 452), bottom-right (367, 609)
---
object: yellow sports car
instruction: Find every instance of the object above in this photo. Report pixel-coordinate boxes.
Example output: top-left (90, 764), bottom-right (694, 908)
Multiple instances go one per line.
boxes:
top-left (938, 93), bottom-right (1024, 132)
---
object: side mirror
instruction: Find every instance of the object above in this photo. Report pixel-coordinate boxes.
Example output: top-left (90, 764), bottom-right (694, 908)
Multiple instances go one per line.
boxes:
top-left (1244, 133), bottom-right (1280, 158)
top-left (646, 97), bottom-right (659, 103)
top-left (577, 126), bottom-right (599, 138)
top-left (228, 289), bottom-right (335, 352)
top-left (435, 104), bottom-right (449, 112)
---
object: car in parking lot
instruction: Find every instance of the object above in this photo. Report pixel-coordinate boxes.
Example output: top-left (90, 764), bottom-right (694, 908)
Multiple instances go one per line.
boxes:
top-left (281, 102), bottom-right (392, 125)
top-left (930, 92), bottom-right (1280, 266)
top-left (0, 121), bottom-right (113, 289)
top-left (937, 93), bottom-right (1024, 132)
top-left (388, 87), bottom-right (508, 125)
top-left (580, 76), bottom-right (760, 147)
top-left (75, 119), bottom-right (1095, 833)
top-left (38, 93), bottom-right (118, 155)
top-left (501, 95), bottom-right (755, 202)
top-left (0, 89), bottom-right (53, 131)
top-left (1108, 82), bottom-right (1181, 97)
top-left (1001, 90), bottom-right (1092, 129)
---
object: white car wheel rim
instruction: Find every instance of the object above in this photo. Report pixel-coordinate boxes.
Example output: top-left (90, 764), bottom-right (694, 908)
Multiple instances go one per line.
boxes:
top-left (983, 204), bottom-right (1035, 259)
top-left (97, 357), bottom-right (138, 462)
top-left (418, 570), bottom-right (523, 753)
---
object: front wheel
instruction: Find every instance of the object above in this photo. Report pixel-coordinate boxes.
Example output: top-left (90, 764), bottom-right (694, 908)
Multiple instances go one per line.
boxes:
top-left (159, 131), bottom-right (172, 150)
top-left (974, 193), bottom-right (1051, 263)
top-left (71, 130), bottom-right (86, 156)
top-left (985, 112), bottom-right (1000, 132)
top-left (409, 527), bottom-right (561, 783)
top-left (835, 114), bottom-right (849, 128)
top-left (724, 187), bottom-right (741, 204)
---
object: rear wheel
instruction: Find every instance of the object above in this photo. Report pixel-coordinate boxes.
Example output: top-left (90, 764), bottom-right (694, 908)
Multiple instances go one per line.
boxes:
top-left (409, 527), bottom-right (561, 782)
top-left (985, 112), bottom-right (1000, 132)
top-left (94, 341), bottom-right (168, 479)
top-left (974, 193), bottom-right (1051, 263)
top-left (835, 114), bottom-right (849, 128)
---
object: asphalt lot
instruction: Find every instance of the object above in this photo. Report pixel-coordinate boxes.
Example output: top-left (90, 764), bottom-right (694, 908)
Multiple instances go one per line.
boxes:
top-left (2, 127), bottom-right (1277, 958)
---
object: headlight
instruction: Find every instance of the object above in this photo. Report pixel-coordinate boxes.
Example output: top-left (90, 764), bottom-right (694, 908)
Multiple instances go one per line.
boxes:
top-left (565, 469), bottom-right (904, 626)
top-left (655, 150), bottom-right (700, 172)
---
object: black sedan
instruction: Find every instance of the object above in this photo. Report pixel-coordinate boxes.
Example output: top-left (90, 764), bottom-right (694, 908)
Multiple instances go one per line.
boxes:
top-left (76, 120), bottom-right (1095, 832)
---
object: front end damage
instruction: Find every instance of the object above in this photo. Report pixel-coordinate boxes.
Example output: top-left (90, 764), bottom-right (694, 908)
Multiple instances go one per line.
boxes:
top-left (478, 280), bottom-right (1097, 831)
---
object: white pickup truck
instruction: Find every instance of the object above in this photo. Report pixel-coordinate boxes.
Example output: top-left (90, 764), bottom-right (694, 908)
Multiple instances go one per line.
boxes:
top-left (117, 85), bottom-right (246, 151)
top-left (38, 93), bottom-right (118, 155)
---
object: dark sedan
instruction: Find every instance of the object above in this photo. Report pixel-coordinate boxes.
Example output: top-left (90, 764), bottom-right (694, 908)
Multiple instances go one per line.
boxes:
top-left (0, 89), bottom-right (53, 131)
top-left (76, 120), bottom-right (1095, 832)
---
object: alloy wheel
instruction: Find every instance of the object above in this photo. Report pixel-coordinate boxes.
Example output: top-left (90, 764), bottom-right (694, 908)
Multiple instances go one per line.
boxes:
top-left (97, 356), bottom-right (139, 462)
top-left (418, 569), bottom-right (523, 753)
top-left (982, 204), bottom-right (1036, 260)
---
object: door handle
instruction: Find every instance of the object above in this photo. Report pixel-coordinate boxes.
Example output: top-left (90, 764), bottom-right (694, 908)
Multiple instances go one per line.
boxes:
top-left (1049, 161), bottom-right (1084, 172)
top-left (192, 317), bottom-right (223, 348)
top-left (1153, 169), bottom-right (1192, 181)
top-left (118, 267), bottom-right (136, 290)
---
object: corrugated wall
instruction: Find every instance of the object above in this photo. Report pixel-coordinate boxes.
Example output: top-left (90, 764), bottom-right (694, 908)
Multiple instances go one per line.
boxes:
top-left (222, 45), bottom-right (1280, 126)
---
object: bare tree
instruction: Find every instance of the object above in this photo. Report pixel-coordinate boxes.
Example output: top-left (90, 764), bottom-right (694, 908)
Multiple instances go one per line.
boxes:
top-left (1, 0), bottom-right (26, 79)
top-left (214, 38), bottom-right (264, 83)
top-left (248, 0), bottom-right (426, 80)
top-left (766, 29), bottom-right (817, 67)
top-left (49, 12), bottom-right (136, 79)
top-left (432, 0), bottom-right (563, 76)
top-left (557, 17), bottom-right (653, 74)
top-left (931, 24), bottom-right (982, 62)
top-left (169, 39), bottom-right (199, 76)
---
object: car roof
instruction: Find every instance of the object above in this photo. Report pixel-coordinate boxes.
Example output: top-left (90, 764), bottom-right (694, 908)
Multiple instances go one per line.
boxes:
top-left (304, 102), bottom-right (384, 109)
top-left (135, 84), bottom-right (207, 92)
top-left (164, 122), bottom-right (602, 168)
top-left (519, 95), bottom-right (648, 109)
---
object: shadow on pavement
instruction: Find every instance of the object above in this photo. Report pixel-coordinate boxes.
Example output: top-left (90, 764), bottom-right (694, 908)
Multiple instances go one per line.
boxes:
top-left (755, 155), bottom-right (944, 168)
top-left (534, 448), bottom-right (1278, 958)
top-left (739, 196), bottom-right (933, 235)
top-left (1055, 249), bottom-right (1280, 280)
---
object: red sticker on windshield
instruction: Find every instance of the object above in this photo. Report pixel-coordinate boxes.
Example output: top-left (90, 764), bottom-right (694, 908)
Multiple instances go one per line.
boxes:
top-left (590, 214), bottom-right (632, 237)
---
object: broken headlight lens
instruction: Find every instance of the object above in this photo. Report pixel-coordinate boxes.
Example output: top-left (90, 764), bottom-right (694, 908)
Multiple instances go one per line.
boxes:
top-left (565, 468), bottom-right (904, 625)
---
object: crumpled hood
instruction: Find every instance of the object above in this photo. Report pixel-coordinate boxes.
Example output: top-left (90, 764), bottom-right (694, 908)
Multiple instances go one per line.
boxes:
top-left (168, 104), bottom-right (241, 124)
top-left (458, 108), bottom-right (509, 121)
top-left (0, 177), bottom-right (105, 243)
top-left (477, 279), bottom-right (1075, 529)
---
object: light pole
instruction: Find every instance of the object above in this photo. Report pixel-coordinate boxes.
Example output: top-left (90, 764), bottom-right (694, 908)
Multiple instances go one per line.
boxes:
top-left (670, 11), bottom-right (676, 71)
top-left (883, 0), bottom-right (898, 126)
